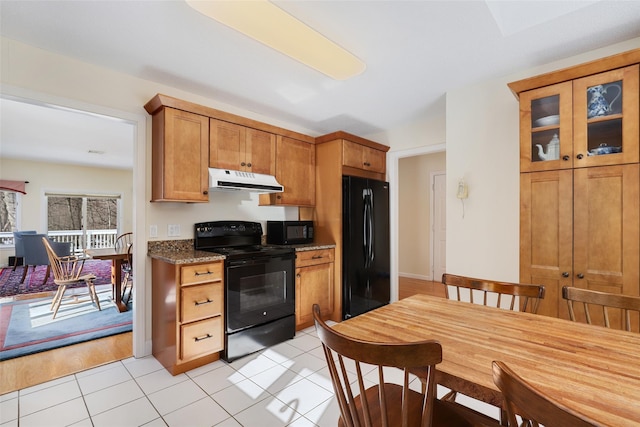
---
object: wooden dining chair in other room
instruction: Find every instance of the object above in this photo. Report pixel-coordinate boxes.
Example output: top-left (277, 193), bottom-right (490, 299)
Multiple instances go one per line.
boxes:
top-left (113, 232), bottom-right (133, 297)
top-left (562, 286), bottom-right (640, 332)
top-left (121, 241), bottom-right (133, 305)
top-left (313, 304), bottom-right (499, 427)
top-left (12, 230), bottom-right (37, 270)
top-left (42, 237), bottom-right (101, 319)
top-left (492, 361), bottom-right (603, 427)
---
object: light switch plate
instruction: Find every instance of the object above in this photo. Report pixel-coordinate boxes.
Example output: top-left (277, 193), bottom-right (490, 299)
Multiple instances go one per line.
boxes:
top-left (168, 224), bottom-right (181, 237)
top-left (149, 225), bottom-right (158, 238)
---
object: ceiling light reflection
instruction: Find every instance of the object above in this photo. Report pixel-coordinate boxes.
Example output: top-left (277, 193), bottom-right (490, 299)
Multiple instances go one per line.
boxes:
top-left (186, 0), bottom-right (366, 80)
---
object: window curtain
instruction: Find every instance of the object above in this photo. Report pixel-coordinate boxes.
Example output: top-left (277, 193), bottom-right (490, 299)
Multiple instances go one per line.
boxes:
top-left (0, 180), bottom-right (27, 194)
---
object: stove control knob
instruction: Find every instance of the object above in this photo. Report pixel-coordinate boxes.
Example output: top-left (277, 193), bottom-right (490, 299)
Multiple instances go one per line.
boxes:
top-left (263, 311), bottom-right (267, 316)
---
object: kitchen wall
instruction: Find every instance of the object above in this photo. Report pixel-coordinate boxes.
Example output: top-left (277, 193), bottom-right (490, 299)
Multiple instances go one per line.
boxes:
top-left (0, 159), bottom-right (133, 266)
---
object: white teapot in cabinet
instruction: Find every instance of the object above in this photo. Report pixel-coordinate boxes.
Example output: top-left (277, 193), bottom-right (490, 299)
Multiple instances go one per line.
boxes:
top-left (536, 134), bottom-right (560, 161)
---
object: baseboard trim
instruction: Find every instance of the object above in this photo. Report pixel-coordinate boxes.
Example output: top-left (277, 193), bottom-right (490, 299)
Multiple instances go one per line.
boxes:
top-left (399, 272), bottom-right (433, 281)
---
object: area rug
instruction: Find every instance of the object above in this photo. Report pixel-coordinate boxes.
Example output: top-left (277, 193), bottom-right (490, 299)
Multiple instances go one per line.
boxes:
top-left (0, 259), bottom-right (112, 297)
top-left (0, 288), bottom-right (132, 361)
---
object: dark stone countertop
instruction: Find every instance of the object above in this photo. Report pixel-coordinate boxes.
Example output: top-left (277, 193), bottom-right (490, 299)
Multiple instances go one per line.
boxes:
top-left (147, 239), bottom-right (335, 265)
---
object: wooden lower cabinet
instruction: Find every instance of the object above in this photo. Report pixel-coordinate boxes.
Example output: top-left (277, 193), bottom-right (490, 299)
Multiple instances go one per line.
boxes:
top-left (295, 248), bottom-right (335, 330)
top-left (152, 259), bottom-right (225, 375)
top-left (520, 164), bottom-right (640, 324)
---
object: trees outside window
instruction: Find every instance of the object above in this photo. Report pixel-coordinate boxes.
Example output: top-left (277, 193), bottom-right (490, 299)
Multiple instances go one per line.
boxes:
top-left (47, 194), bottom-right (120, 252)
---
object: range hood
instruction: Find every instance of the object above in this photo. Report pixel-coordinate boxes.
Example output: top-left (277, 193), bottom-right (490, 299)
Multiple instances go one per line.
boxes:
top-left (208, 168), bottom-right (284, 193)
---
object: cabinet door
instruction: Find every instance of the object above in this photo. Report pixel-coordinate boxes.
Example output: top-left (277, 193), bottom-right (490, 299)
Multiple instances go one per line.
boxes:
top-left (573, 164), bottom-right (639, 315)
top-left (273, 136), bottom-right (315, 206)
top-left (296, 262), bottom-right (334, 327)
top-left (156, 108), bottom-right (209, 202)
top-left (342, 140), bottom-right (386, 173)
top-left (520, 170), bottom-right (573, 318)
top-left (245, 128), bottom-right (276, 175)
top-left (519, 82), bottom-right (573, 172)
top-left (573, 65), bottom-right (639, 168)
top-left (209, 119), bottom-right (245, 170)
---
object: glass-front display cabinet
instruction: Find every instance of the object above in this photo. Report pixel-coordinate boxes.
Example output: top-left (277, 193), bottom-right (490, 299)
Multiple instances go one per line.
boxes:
top-left (519, 81), bottom-right (573, 172)
top-left (573, 65), bottom-right (638, 168)
top-left (519, 64), bottom-right (638, 172)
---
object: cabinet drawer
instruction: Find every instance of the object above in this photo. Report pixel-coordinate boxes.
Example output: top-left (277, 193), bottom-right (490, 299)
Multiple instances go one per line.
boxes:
top-left (181, 282), bottom-right (223, 323)
top-left (180, 317), bottom-right (223, 361)
top-left (296, 249), bottom-right (334, 267)
top-left (181, 262), bottom-right (223, 286)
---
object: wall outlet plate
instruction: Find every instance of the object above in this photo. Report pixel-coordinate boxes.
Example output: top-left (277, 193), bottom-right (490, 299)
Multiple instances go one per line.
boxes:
top-left (149, 225), bottom-right (158, 238)
top-left (168, 224), bottom-right (181, 237)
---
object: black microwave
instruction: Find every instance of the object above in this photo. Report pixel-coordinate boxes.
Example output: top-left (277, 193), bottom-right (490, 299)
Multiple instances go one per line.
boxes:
top-left (266, 221), bottom-right (314, 245)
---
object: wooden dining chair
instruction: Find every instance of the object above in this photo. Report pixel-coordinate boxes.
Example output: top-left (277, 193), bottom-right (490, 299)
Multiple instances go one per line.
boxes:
top-left (442, 274), bottom-right (545, 314)
top-left (42, 237), bottom-right (101, 318)
top-left (313, 304), bottom-right (499, 427)
top-left (562, 286), bottom-right (640, 332)
top-left (113, 232), bottom-right (133, 297)
top-left (440, 273), bottom-right (546, 417)
top-left (492, 361), bottom-right (603, 427)
top-left (121, 241), bottom-right (133, 305)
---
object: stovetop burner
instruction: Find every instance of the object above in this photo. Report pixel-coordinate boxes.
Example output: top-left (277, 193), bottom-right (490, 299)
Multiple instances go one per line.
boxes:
top-left (194, 221), bottom-right (294, 259)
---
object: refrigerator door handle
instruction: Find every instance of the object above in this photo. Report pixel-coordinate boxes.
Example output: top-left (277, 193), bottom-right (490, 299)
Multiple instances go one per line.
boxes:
top-left (369, 190), bottom-right (375, 263)
top-left (363, 188), bottom-right (374, 268)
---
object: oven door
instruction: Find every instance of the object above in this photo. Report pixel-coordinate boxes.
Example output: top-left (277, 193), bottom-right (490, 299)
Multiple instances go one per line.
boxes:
top-left (225, 253), bottom-right (295, 333)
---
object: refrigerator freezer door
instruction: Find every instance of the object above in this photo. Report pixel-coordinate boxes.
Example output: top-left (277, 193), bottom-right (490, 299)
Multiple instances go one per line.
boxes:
top-left (342, 176), bottom-right (390, 319)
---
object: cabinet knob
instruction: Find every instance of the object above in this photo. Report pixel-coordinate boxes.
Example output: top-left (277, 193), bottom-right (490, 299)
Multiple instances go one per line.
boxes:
top-left (364, 162), bottom-right (371, 167)
top-left (241, 162), bottom-right (246, 166)
top-left (247, 162), bottom-right (252, 167)
top-left (562, 155), bottom-right (570, 161)
top-left (577, 154), bottom-right (584, 160)
top-left (577, 273), bottom-right (585, 279)
top-left (296, 274), bottom-right (301, 278)
top-left (203, 190), bottom-right (208, 195)
top-left (562, 272), bottom-right (570, 278)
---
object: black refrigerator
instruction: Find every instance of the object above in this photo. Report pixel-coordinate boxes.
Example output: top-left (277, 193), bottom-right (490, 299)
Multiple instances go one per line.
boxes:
top-left (342, 175), bottom-right (390, 320)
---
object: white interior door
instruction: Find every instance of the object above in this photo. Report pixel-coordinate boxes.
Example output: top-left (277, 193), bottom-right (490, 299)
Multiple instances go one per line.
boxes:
top-left (431, 172), bottom-right (446, 282)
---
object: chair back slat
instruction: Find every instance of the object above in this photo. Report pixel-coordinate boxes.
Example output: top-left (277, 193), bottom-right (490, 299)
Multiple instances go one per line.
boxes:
top-left (562, 286), bottom-right (640, 332)
top-left (492, 361), bottom-right (603, 427)
top-left (443, 274), bottom-right (545, 314)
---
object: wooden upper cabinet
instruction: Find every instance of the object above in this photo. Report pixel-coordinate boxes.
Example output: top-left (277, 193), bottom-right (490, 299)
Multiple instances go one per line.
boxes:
top-left (151, 107), bottom-right (209, 202)
top-left (209, 119), bottom-right (276, 175)
top-left (572, 65), bottom-right (639, 168)
top-left (517, 63), bottom-right (639, 172)
top-left (343, 140), bottom-right (386, 174)
top-left (519, 82), bottom-right (573, 172)
top-left (261, 136), bottom-right (315, 206)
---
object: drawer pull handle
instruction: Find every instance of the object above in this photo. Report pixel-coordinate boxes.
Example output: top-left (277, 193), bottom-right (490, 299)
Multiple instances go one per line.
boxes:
top-left (312, 255), bottom-right (325, 259)
top-left (194, 271), bottom-right (214, 276)
top-left (194, 333), bottom-right (213, 342)
top-left (195, 299), bottom-right (213, 306)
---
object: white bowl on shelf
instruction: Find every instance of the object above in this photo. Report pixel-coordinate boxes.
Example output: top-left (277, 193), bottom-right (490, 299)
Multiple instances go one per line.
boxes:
top-left (534, 115), bottom-right (559, 127)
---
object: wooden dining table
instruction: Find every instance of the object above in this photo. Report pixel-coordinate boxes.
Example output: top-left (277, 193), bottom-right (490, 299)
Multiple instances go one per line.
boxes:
top-left (332, 294), bottom-right (640, 426)
top-left (85, 247), bottom-right (130, 312)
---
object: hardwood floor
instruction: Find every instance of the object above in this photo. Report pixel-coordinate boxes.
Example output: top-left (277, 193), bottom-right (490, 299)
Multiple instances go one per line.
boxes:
top-left (1, 277), bottom-right (439, 396)
top-left (399, 276), bottom-right (445, 299)
top-left (0, 332), bottom-right (132, 395)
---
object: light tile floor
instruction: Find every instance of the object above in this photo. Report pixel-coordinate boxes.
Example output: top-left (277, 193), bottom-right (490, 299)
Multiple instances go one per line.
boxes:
top-left (1, 323), bottom-right (500, 427)
top-left (0, 324), bottom-right (351, 427)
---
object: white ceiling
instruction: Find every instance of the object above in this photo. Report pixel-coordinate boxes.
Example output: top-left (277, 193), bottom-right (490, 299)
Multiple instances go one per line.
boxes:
top-left (1, 0), bottom-right (640, 170)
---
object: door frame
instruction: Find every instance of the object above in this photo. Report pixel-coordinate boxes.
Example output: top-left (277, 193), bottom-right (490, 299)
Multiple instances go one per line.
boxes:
top-left (1, 84), bottom-right (149, 357)
top-left (430, 171), bottom-right (446, 282)
top-left (388, 143), bottom-right (446, 302)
